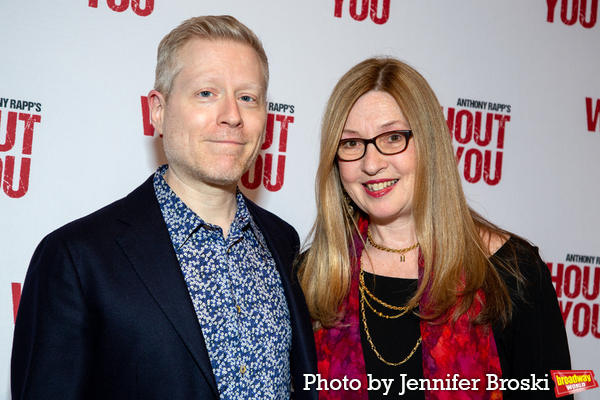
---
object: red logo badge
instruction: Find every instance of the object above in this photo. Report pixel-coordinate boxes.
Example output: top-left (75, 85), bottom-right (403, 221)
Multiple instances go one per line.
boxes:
top-left (551, 370), bottom-right (599, 397)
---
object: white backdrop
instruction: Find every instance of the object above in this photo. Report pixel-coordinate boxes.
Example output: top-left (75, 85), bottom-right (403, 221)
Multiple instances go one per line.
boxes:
top-left (1, 1), bottom-right (599, 398)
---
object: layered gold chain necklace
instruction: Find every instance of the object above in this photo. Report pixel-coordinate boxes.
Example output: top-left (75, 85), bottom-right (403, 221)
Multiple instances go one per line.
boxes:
top-left (367, 229), bottom-right (419, 262)
top-left (360, 237), bottom-right (422, 366)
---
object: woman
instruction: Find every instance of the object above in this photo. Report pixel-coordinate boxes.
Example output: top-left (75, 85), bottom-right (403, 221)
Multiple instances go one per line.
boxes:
top-left (298, 57), bottom-right (572, 399)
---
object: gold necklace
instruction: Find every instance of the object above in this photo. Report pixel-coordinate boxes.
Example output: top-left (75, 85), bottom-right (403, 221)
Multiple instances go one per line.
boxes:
top-left (359, 269), bottom-right (415, 318)
top-left (367, 229), bottom-right (419, 262)
top-left (360, 251), bottom-right (422, 366)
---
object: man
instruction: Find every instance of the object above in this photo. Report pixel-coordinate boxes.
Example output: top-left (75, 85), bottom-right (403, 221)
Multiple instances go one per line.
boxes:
top-left (12, 15), bottom-right (317, 399)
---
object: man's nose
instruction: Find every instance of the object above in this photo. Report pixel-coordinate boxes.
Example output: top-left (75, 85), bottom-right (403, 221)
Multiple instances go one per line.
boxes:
top-left (218, 96), bottom-right (243, 127)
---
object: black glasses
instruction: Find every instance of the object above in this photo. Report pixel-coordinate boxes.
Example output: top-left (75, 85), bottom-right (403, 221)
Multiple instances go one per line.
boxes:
top-left (337, 130), bottom-right (413, 162)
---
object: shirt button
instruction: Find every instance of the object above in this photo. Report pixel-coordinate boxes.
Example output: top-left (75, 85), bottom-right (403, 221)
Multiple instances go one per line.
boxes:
top-left (236, 305), bottom-right (241, 313)
top-left (240, 365), bottom-right (246, 374)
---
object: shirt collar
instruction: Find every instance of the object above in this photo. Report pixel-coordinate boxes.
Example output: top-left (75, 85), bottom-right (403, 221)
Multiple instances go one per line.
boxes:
top-left (153, 165), bottom-right (266, 250)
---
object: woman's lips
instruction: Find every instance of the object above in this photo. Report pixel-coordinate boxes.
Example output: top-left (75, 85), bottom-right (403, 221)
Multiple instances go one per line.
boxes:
top-left (363, 179), bottom-right (398, 198)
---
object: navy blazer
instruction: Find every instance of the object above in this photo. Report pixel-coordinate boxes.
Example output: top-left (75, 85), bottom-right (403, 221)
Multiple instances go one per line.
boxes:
top-left (12, 176), bottom-right (318, 399)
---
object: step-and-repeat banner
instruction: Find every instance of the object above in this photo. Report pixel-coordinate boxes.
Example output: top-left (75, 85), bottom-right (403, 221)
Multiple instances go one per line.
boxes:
top-left (1, 1), bottom-right (599, 398)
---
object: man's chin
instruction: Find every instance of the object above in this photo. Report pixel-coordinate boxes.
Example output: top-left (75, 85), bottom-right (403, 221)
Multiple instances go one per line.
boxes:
top-left (201, 175), bottom-right (240, 187)
top-left (206, 156), bottom-right (259, 187)
top-left (194, 165), bottom-right (248, 188)
top-left (167, 156), bottom-right (256, 189)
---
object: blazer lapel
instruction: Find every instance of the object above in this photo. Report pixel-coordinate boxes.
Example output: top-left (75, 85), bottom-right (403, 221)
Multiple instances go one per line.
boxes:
top-left (115, 177), bottom-right (219, 396)
top-left (246, 198), bottom-right (319, 399)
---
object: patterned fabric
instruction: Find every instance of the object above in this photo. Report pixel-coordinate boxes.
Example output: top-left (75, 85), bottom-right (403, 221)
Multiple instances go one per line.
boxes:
top-left (153, 165), bottom-right (292, 400)
top-left (314, 223), bottom-right (368, 399)
top-left (420, 276), bottom-right (503, 400)
top-left (314, 217), bottom-right (502, 399)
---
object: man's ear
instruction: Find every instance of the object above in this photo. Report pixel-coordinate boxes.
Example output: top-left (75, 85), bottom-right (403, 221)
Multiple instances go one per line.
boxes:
top-left (259, 107), bottom-right (268, 147)
top-left (148, 90), bottom-right (166, 136)
top-left (260, 123), bottom-right (267, 146)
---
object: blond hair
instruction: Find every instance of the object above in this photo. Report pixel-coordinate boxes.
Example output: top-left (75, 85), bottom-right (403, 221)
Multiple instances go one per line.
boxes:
top-left (298, 57), bottom-right (519, 329)
top-left (154, 15), bottom-right (269, 99)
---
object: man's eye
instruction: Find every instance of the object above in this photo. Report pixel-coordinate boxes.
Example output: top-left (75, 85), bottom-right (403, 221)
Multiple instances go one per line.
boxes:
top-left (240, 95), bottom-right (255, 102)
top-left (199, 91), bottom-right (212, 97)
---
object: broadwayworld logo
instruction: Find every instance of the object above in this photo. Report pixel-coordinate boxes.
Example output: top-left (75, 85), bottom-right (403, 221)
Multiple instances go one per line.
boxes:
top-left (551, 370), bottom-right (599, 397)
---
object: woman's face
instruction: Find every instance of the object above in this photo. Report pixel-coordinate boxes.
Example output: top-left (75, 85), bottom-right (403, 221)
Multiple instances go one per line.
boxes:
top-left (338, 90), bottom-right (417, 225)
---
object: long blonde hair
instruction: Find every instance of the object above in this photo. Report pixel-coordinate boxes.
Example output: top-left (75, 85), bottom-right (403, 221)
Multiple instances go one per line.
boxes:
top-left (298, 57), bottom-right (519, 330)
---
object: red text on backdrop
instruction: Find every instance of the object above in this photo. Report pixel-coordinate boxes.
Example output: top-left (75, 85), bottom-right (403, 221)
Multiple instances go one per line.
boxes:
top-left (241, 105), bottom-right (295, 192)
top-left (547, 0), bottom-right (598, 28)
top-left (586, 97), bottom-right (600, 132)
top-left (334, 0), bottom-right (390, 25)
top-left (444, 100), bottom-right (511, 186)
top-left (11, 283), bottom-right (21, 324)
top-left (0, 100), bottom-right (42, 198)
top-left (88, 0), bottom-right (154, 17)
top-left (548, 259), bottom-right (600, 339)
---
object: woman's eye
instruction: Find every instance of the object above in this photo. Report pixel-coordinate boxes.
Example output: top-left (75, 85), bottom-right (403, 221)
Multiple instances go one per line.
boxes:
top-left (344, 141), bottom-right (358, 148)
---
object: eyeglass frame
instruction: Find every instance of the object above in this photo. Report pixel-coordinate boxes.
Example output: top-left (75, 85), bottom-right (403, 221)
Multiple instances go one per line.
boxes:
top-left (336, 130), bottom-right (413, 162)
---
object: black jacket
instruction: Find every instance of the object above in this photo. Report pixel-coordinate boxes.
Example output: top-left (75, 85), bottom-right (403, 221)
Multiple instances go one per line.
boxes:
top-left (12, 175), bottom-right (318, 399)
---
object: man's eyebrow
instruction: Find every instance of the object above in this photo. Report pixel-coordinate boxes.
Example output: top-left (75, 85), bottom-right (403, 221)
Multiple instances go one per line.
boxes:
top-left (181, 72), bottom-right (264, 87)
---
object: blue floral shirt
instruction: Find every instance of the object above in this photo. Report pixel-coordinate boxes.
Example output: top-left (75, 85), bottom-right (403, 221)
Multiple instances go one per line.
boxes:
top-left (153, 165), bottom-right (292, 399)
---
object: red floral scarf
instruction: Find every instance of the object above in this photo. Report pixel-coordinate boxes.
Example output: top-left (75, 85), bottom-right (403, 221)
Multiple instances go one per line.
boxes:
top-left (314, 218), bottom-right (502, 399)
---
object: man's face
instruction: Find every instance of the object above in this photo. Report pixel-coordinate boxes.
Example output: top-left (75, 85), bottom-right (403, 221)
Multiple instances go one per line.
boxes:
top-left (151, 39), bottom-right (267, 188)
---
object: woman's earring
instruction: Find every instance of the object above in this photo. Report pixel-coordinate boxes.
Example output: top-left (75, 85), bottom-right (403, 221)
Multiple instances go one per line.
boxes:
top-left (343, 191), bottom-right (354, 215)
